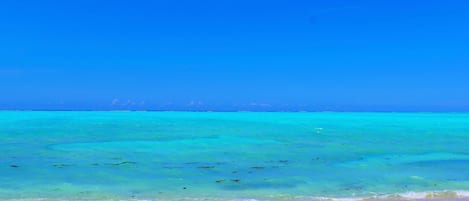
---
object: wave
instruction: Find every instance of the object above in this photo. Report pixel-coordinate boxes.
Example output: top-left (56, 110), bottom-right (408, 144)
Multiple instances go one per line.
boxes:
top-left (2, 190), bottom-right (469, 201)
top-left (302, 190), bottom-right (469, 201)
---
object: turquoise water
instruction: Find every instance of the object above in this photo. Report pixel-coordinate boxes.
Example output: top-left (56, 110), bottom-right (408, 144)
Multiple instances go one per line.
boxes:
top-left (1, 112), bottom-right (469, 200)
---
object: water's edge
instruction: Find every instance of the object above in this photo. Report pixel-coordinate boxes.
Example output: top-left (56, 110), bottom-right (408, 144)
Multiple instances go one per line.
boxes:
top-left (3, 190), bottom-right (469, 201)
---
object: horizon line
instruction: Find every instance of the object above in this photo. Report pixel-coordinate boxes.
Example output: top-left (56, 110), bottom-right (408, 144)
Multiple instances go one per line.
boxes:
top-left (1, 110), bottom-right (469, 113)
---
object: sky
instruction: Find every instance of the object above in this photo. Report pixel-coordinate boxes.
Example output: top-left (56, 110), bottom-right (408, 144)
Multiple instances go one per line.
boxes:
top-left (1, 0), bottom-right (469, 111)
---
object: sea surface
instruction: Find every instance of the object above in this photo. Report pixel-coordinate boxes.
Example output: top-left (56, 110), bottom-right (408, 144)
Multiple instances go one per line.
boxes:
top-left (1, 111), bottom-right (469, 200)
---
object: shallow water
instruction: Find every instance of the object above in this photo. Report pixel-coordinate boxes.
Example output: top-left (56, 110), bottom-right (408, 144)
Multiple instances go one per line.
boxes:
top-left (1, 112), bottom-right (469, 200)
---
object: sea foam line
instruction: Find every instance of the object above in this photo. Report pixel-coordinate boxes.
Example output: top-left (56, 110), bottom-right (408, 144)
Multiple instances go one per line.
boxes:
top-left (2, 190), bottom-right (469, 201)
top-left (306, 190), bottom-right (469, 201)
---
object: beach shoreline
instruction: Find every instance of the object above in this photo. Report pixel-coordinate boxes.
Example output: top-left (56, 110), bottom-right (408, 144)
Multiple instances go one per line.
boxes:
top-left (3, 190), bottom-right (469, 201)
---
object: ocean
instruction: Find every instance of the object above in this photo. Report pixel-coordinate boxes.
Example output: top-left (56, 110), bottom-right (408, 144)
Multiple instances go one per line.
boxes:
top-left (1, 111), bottom-right (469, 200)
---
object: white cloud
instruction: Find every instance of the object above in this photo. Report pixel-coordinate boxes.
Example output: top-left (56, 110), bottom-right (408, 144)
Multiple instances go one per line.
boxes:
top-left (111, 98), bottom-right (120, 105)
top-left (249, 102), bottom-right (271, 107)
top-left (188, 100), bottom-right (204, 106)
top-left (111, 98), bottom-right (145, 107)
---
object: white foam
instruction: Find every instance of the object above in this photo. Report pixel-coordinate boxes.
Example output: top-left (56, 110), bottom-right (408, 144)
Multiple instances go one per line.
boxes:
top-left (312, 190), bottom-right (469, 201)
top-left (3, 191), bottom-right (469, 201)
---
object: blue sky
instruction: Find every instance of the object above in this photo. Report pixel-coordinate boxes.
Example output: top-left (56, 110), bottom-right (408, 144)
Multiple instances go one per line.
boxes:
top-left (1, 0), bottom-right (468, 111)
